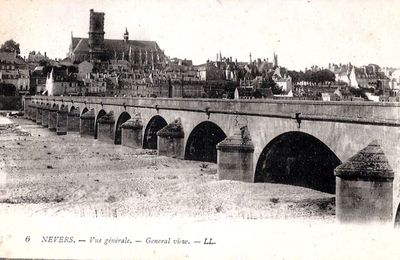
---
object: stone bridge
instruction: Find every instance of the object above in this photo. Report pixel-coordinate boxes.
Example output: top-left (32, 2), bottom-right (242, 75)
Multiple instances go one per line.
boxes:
top-left (23, 96), bottom-right (400, 221)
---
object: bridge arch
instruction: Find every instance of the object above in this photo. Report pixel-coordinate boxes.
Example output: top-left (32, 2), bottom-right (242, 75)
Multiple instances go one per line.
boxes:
top-left (254, 131), bottom-right (341, 194)
top-left (395, 204), bottom-right (400, 227)
top-left (143, 115), bottom-right (168, 149)
top-left (114, 111), bottom-right (131, 145)
top-left (70, 106), bottom-right (79, 113)
top-left (184, 121), bottom-right (227, 163)
top-left (81, 107), bottom-right (89, 117)
top-left (95, 109), bottom-right (107, 139)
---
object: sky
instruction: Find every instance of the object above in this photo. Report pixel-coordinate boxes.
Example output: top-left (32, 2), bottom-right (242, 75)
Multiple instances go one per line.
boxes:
top-left (0, 0), bottom-right (400, 70)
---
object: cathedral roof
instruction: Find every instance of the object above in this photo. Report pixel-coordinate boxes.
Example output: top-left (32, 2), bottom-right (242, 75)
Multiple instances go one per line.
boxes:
top-left (72, 38), bottom-right (89, 53)
top-left (71, 37), bottom-right (161, 55)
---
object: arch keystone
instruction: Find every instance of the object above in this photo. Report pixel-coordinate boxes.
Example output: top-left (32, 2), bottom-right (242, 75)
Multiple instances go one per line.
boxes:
top-left (217, 125), bottom-right (254, 182)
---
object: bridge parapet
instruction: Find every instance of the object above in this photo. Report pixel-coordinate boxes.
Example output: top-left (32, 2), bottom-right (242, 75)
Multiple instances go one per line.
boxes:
top-left (26, 96), bottom-right (400, 126)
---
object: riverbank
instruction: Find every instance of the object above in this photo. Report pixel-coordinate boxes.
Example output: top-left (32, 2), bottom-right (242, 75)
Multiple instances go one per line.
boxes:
top-left (0, 116), bottom-right (335, 221)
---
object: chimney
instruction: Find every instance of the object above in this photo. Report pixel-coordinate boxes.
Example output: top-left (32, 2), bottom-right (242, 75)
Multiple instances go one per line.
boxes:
top-left (45, 52), bottom-right (47, 58)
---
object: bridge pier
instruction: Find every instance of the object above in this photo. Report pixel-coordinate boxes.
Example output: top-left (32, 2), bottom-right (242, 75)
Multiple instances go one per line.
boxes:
top-left (80, 109), bottom-right (95, 138)
top-left (41, 104), bottom-right (50, 127)
top-left (217, 125), bottom-right (254, 182)
top-left (30, 103), bottom-right (36, 122)
top-left (68, 109), bottom-right (80, 133)
top-left (48, 106), bottom-right (57, 131)
top-left (121, 113), bottom-right (143, 149)
top-left (97, 111), bottom-right (115, 144)
top-left (25, 102), bottom-right (31, 120)
top-left (156, 118), bottom-right (184, 159)
top-left (36, 104), bottom-right (43, 125)
top-left (25, 100), bottom-right (32, 120)
top-left (56, 105), bottom-right (68, 135)
top-left (335, 140), bottom-right (394, 224)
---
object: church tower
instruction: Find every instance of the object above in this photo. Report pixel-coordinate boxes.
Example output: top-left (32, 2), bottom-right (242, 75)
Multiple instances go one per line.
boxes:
top-left (124, 28), bottom-right (129, 43)
top-left (273, 52), bottom-right (278, 67)
top-left (88, 9), bottom-right (105, 61)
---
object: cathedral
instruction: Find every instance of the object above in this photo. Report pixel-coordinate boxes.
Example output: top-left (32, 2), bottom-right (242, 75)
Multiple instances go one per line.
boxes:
top-left (68, 9), bottom-right (166, 69)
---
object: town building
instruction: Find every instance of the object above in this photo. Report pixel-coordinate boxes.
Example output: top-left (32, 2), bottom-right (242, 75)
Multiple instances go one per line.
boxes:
top-left (44, 65), bottom-right (81, 96)
top-left (0, 52), bottom-right (30, 94)
top-left (30, 66), bottom-right (47, 94)
top-left (195, 61), bottom-right (225, 81)
top-left (331, 63), bottom-right (389, 89)
top-left (82, 73), bottom-right (107, 95)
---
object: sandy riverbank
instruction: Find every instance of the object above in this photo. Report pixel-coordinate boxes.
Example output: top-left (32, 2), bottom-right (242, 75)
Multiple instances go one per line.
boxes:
top-left (0, 117), bottom-right (335, 221)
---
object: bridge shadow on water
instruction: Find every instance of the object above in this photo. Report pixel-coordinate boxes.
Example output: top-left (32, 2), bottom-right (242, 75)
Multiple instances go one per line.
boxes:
top-left (255, 132), bottom-right (341, 194)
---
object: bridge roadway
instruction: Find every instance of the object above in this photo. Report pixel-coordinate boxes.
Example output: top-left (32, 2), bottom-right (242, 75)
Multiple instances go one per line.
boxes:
top-left (24, 96), bottom-right (400, 209)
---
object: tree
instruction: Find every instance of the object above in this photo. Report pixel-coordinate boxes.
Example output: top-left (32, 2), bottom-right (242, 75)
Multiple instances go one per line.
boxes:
top-left (260, 77), bottom-right (282, 94)
top-left (349, 87), bottom-right (368, 100)
top-left (0, 83), bottom-right (17, 96)
top-left (0, 39), bottom-right (20, 54)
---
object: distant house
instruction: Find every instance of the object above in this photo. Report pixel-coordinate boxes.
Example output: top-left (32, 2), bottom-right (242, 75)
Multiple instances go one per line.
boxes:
top-left (26, 51), bottom-right (48, 63)
top-left (194, 62), bottom-right (225, 81)
top-left (0, 52), bottom-right (30, 94)
top-left (30, 66), bottom-right (47, 94)
top-left (45, 64), bottom-right (81, 96)
top-left (321, 92), bottom-right (341, 101)
top-left (386, 69), bottom-right (400, 94)
top-left (82, 73), bottom-right (106, 95)
top-left (272, 67), bottom-right (293, 93)
top-left (78, 61), bottom-right (93, 79)
top-left (333, 63), bottom-right (389, 89)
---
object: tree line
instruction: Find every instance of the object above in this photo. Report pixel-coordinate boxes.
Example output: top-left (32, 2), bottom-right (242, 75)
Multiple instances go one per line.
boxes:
top-left (287, 69), bottom-right (335, 84)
